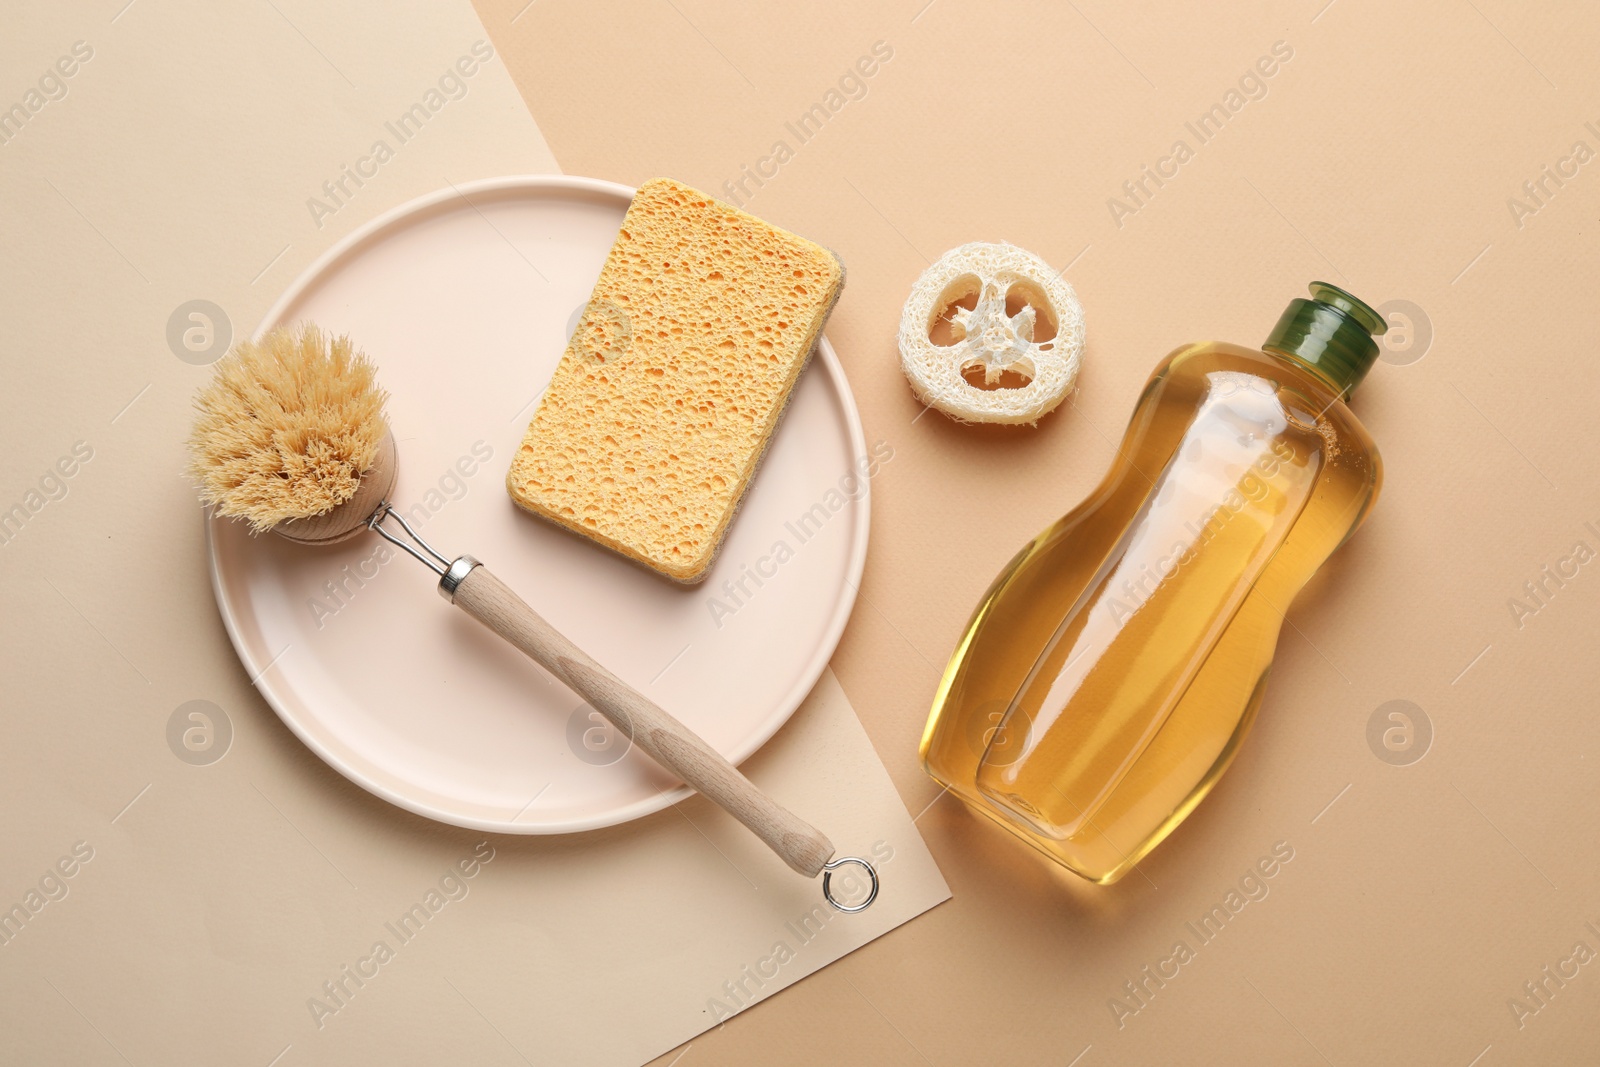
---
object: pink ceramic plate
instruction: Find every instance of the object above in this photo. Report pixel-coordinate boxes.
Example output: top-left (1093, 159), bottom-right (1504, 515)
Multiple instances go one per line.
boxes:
top-left (206, 176), bottom-right (869, 833)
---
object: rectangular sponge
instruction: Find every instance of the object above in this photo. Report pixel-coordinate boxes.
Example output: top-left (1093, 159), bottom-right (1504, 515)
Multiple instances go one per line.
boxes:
top-left (507, 178), bottom-right (845, 583)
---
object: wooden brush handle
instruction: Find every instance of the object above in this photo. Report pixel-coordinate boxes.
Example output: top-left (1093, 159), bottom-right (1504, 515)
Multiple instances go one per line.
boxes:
top-left (448, 563), bottom-right (835, 878)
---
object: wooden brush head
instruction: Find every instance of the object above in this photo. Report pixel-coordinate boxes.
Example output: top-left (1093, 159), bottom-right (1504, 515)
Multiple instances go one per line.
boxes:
top-left (188, 323), bottom-right (393, 541)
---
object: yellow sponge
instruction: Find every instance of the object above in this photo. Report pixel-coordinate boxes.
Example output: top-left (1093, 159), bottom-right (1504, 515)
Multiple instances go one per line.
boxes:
top-left (507, 178), bottom-right (845, 583)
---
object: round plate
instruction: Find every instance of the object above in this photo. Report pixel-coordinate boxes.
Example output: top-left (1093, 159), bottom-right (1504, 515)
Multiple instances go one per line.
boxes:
top-left (206, 176), bottom-right (869, 834)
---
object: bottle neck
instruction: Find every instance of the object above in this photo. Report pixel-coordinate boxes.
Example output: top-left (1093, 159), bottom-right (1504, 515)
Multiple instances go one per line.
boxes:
top-left (1262, 297), bottom-right (1380, 399)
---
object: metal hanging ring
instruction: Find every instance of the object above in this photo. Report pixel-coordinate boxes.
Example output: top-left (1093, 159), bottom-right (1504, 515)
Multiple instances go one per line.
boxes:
top-left (821, 856), bottom-right (879, 913)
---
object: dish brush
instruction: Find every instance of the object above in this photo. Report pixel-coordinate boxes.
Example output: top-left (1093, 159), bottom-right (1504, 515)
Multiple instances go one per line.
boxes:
top-left (188, 323), bottom-right (876, 910)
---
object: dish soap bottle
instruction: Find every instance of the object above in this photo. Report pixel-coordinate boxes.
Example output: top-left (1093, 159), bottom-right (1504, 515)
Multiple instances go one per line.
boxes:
top-left (920, 283), bottom-right (1386, 884)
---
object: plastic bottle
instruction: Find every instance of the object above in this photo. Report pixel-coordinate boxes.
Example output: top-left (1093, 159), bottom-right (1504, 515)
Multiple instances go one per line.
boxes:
top-left (920, 283), bottom-right (1386, 883)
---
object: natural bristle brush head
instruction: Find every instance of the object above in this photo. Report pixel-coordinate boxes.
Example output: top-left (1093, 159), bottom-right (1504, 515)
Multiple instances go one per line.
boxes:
top-left (187, 323), bottom-right (396, 544)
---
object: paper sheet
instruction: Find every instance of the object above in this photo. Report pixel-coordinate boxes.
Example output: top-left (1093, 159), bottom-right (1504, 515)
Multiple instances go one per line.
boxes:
top-left (0, 3), bottom-right (949, 1064)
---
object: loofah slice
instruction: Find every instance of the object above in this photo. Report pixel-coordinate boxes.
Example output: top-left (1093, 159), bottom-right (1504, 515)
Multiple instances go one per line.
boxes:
top-left (898, 242), bottom-right (1084, 425)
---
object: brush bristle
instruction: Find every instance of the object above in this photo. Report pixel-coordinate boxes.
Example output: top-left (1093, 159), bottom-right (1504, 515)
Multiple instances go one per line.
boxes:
top-left (188, 323), bottom-right (388, 533)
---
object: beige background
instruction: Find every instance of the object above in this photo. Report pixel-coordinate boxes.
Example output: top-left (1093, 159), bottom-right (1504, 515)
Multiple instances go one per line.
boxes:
top-left (0, 2), bottom-right (949, 1066)
top-left (5, 0), bottom-right (1600, 1063)
top-left (479, 0), bottom-right (1600, 1064)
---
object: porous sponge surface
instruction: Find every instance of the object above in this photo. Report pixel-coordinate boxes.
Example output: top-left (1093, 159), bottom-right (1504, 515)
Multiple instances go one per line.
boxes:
top-left (507, 178), bottom-right (843, 582)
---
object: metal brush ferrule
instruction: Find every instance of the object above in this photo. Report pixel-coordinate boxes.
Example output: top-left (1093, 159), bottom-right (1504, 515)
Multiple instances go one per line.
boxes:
top-left (438, 556), bottom-right (480, 602)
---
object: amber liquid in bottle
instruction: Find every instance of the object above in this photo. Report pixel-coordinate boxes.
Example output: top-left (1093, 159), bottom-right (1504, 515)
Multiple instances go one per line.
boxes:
top-left (920, 332), bottom-right (1382, 884)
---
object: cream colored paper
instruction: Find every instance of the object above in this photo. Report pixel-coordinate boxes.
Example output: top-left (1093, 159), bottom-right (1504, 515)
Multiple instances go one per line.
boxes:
top-left (0, 3), bottom-right (949, 1065)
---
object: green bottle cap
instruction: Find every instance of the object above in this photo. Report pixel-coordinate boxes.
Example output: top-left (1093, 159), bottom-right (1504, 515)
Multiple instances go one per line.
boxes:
top-left (1262, 281), bottom-right (1387, 398)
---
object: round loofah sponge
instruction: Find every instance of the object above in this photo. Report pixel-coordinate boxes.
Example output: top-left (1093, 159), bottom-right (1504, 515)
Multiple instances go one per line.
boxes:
top-left (898, 242), bottom-right (1084, 425)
